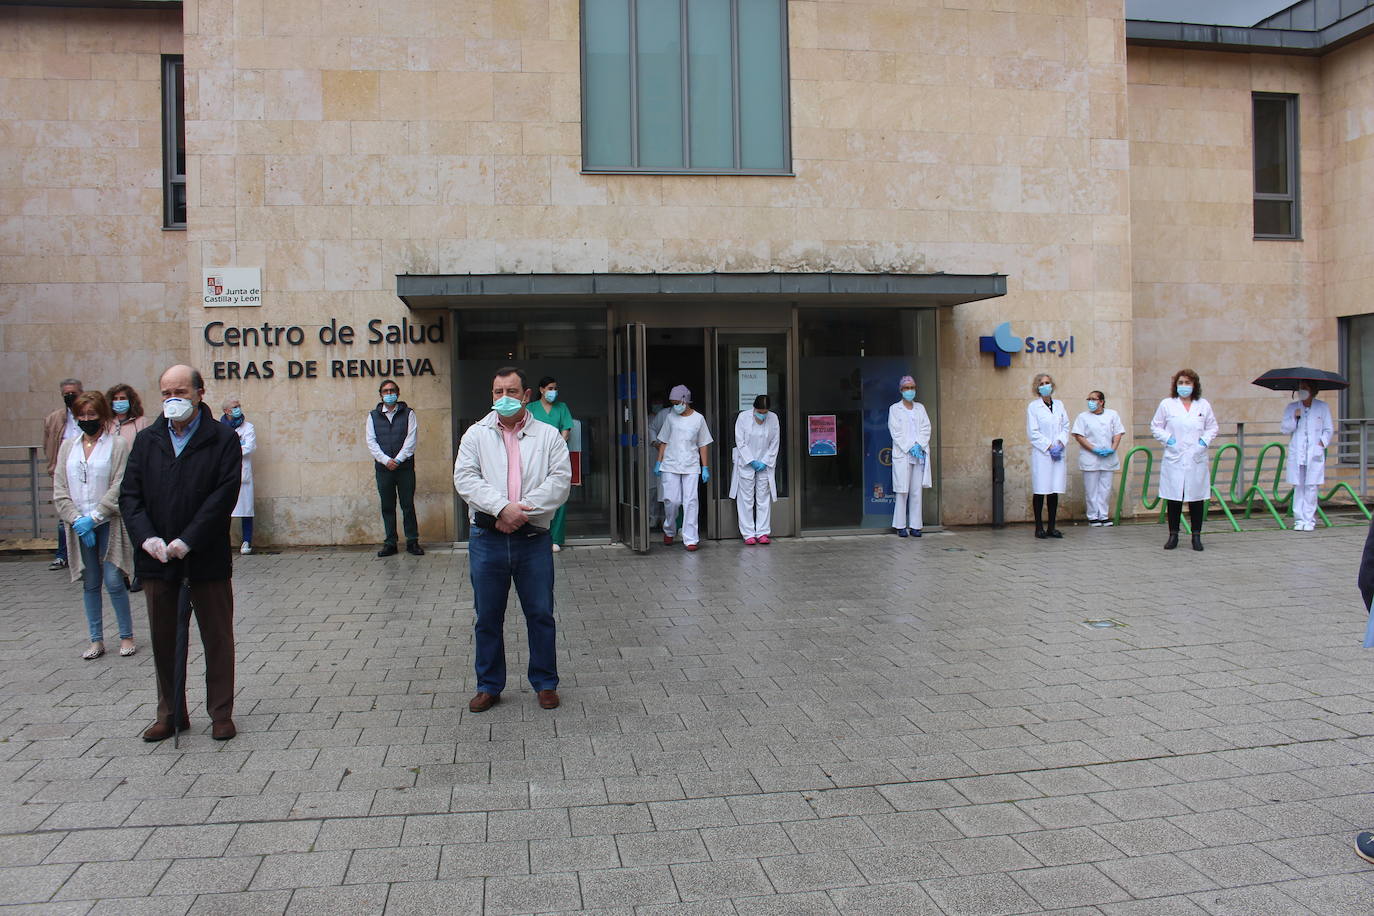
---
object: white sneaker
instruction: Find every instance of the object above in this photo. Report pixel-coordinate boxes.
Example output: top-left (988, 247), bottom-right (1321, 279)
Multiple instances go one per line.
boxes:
top-left (240, 542), bottom-right (252, 555)
top-left (1089, 520), bottom-right (1103, 527)
top-left (552, 544), bottom-right (561, 552)
top-left (1102, 520), bottom-right (1113, 527)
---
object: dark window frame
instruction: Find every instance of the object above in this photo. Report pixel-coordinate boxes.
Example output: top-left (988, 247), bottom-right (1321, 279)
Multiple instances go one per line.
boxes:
top-left (1252, 92), bottom-right (1300, 240)
top-left (579, 0), bottom-right (793, 176)
top-left (161, 55), bottom-right (186, 230)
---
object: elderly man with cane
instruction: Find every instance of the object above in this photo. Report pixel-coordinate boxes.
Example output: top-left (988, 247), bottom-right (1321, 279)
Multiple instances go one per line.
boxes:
top-left (120, 365), bottom-right (243, 742)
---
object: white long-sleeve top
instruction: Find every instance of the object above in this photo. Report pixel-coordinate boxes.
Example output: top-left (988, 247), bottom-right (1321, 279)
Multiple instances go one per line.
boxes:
top-left (729, 410), bottom-right (780, 500)
top-left (1150, 397), bottom-right (1219, 502)
top-left (366, 405), bottom-right (418, 464)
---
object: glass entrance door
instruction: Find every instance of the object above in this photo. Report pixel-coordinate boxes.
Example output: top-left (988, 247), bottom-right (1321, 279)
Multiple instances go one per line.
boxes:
top-left (710, 330), bottom-right (793, 539)
top-left (614, 323), bottom-right (650, 552)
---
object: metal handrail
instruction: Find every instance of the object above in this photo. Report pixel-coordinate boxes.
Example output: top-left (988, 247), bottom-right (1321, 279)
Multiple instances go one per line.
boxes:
top-left (0, 446), bottom-right (51, 539)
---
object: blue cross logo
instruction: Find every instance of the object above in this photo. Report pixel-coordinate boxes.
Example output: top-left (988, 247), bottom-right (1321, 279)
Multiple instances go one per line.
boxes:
top-left (979, 322), bottom-right (1023, 368)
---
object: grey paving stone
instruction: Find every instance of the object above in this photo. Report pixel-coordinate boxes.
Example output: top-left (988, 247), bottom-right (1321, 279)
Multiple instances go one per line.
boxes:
top-left (483, 872), bottom-right (582, 916)
top-left (671, 860), bottom-right (774, 901)
top-left (734, 891), bottom-right (840, 915)
top-left (397, 813), bottom-right (484, 846)
top-left (248, 851), bottom-right (351, 890)
top-left (0, 863), bottom-right (79, 904)
top-left (344, 845), bottom-right (441, 884)
top-left (285, 883), bottom-right (387, 915)
top-left (919, 873), bottom-right (1040, 916)
top-left (45, 828), bottom-right (153, 864)
top-left (136, 825), bottom-right (237, 860)
top-left (437, 840), bottom-right (529, 878)
top-left (185, 889), bottom-right (292, 915)
top-left (1098, 853), bottom-right (1219, 898)
top-left (154, 856), bottom-right (262, 895)
top-left (529, 834), bottom-right (621, 873)
top-left (579, 865), bottom-right (679, 907)
top-left (381, 878), bottom-right (483, 915)
top-left (760, 851), bottom-right (866, 892)
top-left (313, 816), bottom-right (405, 851)
top-left (701, 823), bottom-right (797, 860)
top-left (53, 859), bottom-right (172, 900)
top-left (828, 881), bottom-right (943, 915)
top-left (1011, 862), bottom-right (1131, 909)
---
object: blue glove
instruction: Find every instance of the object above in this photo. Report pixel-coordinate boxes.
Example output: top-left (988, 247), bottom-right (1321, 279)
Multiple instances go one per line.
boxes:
top-left (700, 467), bottom-right (710, 483)
top-left (653, 460), bottom-right (662, 477)
top-left (79, 529), bottom-right (96, 548)
top-left (1198, 438), bottom-right (1207, 448)
top-left (1095, 447), bottom-right (1113, 457)
top-left (1166, 436), bottom-right (1177, 446)
top-left (72, 516), bottom-right (96, 538)
top-left (750, 460), bottom-right (765, 471)
top-left (1049, 444), bottom-right (1063, 461)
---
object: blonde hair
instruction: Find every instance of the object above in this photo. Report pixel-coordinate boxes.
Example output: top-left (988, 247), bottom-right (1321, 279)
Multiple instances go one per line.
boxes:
top-left (1031, 373), bottom-right (1054, 396)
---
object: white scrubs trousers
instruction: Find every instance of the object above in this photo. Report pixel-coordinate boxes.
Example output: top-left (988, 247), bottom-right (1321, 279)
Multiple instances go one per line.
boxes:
top-left (1082, 469), bottom-right (1114, 521)
top-left (736, 476), bottom-right (771, 539)
top-left (662, 472), bottom-right (700, 546)
top-left (1292, 465), bottom-right (1319, 529)
top-left (891, 462), bottom-right (924, 531)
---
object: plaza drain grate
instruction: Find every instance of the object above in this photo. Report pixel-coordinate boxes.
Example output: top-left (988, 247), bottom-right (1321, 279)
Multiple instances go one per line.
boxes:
top-left (1082, 618), bottom-right (1126, 629)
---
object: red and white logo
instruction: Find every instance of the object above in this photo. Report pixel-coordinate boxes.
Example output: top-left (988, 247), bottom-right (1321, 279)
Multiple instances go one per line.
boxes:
top-left (206, 277), bottom-right (224, 295)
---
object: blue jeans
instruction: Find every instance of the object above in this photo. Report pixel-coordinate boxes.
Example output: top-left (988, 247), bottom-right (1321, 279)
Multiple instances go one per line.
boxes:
top-left (469, 525), bottom-right (558, 695)
top-left (80, 522), bottom-right (132, 642)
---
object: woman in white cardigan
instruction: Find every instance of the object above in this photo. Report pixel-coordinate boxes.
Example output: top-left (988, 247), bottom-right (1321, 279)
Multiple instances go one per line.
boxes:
top-left (52, 391), bottom-right (136, 659)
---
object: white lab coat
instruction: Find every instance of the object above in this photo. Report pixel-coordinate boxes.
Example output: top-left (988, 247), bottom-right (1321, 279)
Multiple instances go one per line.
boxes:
top-left (1280, 398), bottom-right (1333, 486)
top-left (232, 420), bottom-right (256, 517)
top-left (1150, 397), bottom-right (1219, 502)
top-left (1026, 398), bottom-right (1069, 495)
top-left (888, 401), bottom-right (933, 492)
top-left (729, 410), bottom-right (780, 501)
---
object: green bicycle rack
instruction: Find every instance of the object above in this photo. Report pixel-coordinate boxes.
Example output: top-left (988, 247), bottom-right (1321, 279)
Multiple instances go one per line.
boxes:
top-left (1245, 440), bottom-right (1370, 527)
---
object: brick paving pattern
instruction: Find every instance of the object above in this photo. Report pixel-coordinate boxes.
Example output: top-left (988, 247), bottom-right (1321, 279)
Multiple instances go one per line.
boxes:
top-left (2, 521), bottom-right (1374, 914)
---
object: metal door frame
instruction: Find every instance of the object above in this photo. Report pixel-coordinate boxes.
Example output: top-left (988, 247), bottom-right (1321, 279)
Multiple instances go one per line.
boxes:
top-left (613, 322), bottom-right (650, 552)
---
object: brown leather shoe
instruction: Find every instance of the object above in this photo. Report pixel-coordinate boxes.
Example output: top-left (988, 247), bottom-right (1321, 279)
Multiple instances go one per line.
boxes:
top-left (142, 719), bottom-right (189, 742)
top-left (537, 689), bottom-right (560, 710)
top-left (468, 691), bottom-right (499, 713)
top-left (211, 720), bottom-right (237, 741)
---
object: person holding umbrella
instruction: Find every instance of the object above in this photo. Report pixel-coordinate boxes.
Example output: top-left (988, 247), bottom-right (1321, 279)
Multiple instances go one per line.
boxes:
top-left (1254, 368), bottom-right (1348, 531)
top-left (120, 365), bottom-right (243, 742)
top-left (1150, 369), bottom-right (1219, 551)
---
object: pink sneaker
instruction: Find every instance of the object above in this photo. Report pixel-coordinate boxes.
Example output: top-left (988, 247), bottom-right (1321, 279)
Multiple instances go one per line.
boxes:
top-left (757, 535), bottom-right (770, 545)
top-left (744, 537), bottom-right (757, 545)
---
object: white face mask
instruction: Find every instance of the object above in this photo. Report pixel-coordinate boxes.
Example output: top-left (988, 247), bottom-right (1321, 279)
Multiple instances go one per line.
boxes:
top-left (162, 397), bottom-right (195, 422)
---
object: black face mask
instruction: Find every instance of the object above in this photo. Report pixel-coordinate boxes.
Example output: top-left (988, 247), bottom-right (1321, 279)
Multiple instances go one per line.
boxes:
top-left (62, 392), bottom-right (78, 407)
top-left (77, 419), bottom-right (103, 437)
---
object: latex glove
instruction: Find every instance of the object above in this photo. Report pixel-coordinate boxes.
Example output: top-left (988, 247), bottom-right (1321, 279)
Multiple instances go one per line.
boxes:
top-left (1166, 436), bottom-right (1177, 447)
top-left (167, 538), bottom-right (190, 560)
top-left (142, 537), bottom-right (169, 563)
top-left (653, 460), bottom-right (662, 477)
top-left (700, 467), bottom-right (710, 484)
top-left (79, 529), bottom-right (96, 548)
top-left (71, 516), bottom-right (96, 538)
top-left (1095, 447), bottom-right (1113, 458)
top-left (1198, 438), bottom-right (1207, 448)
top-left (750, 460), bottom-right (765, 471)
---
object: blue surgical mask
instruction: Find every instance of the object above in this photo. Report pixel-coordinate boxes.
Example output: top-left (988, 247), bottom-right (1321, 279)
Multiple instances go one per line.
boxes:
top-left (1038, 384), bottom-right (1053, 397)
top-left (112, 399), bottom-right (130, 415)
top-left (1086, 400), bottom-right (1099, 412)
top-left (1176, 385), bottom-right (1193, 398)
top-left (492, 396), bottom-right (522, 417)
top-left (754, 411), bottom-right (767, 421)
top-left (901, 389), bottom-right (916, 402)
top-left (230, 406), bottom-right (243, 419)
top-left (382, 393), bottom-right (398, 406)
top-left (543, 390), bottom-right (557, 403)
top-left (672, 403), bottom-right (686, 415)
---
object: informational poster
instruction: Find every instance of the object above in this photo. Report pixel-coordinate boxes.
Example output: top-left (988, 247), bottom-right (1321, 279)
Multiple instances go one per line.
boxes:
top-left (738, 369), bottom-right (767, 411)
top-left (738, 347), bottom-right (767, 369)
top-left (202, 267), bottom-right (262, 307)
top-left (808, 415), bottom-right (837, 456)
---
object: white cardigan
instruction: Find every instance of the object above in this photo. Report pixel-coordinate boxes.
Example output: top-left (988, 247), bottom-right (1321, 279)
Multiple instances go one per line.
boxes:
top-left (453, 411), bottom-right (572, 528)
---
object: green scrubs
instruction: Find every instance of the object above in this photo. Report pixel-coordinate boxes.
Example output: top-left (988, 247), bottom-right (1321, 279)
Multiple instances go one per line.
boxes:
top-left (527, 398), bottom-right (574, 545)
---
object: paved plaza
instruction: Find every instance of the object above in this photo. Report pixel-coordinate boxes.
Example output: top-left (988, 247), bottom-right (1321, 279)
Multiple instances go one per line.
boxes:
top-left (3, 520), bottom-right (1374, 914)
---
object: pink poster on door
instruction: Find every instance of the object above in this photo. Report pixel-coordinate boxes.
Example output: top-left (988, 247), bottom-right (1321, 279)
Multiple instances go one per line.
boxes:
top-left (808, 415), bottom-right (837, 456)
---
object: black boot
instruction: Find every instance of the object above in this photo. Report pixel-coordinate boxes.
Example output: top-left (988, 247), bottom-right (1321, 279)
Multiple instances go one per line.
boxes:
top-left (1191, 534), bottom-right (1203, 552)
top-left (1164, 531), bottom-right (1178, 550)
top-left (1034, 526), bottom-right (1047, 539)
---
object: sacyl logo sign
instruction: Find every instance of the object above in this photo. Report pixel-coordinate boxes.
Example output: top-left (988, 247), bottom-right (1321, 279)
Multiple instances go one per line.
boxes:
top-left (979, 322), bottom-right (1074, 368)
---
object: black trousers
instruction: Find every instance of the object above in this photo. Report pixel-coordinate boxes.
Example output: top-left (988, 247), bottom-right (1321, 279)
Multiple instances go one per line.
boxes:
top-left (1166, 499), bottom-right (1204, 532)
top-left (376, 464), bottom-right (418, 546)
top-left (143, 578), bottom-right (235, 725)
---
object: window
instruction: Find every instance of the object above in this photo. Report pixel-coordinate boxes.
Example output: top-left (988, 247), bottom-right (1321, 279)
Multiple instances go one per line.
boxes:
top-left (1341, 314), bottom-right (1374, 421)
top-left (162, 56), bottom-right (186, 229)
top-left (1253, 93), bottom-right (1299, 239)
top-left (581, 0), bottom-right (790, 174)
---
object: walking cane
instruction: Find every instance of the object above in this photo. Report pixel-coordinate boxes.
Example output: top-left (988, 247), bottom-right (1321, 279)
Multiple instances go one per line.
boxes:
top-left (172, 561), bottom-right (193, 749)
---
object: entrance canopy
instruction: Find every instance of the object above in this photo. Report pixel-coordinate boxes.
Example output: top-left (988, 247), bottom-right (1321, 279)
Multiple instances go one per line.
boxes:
top-left (396, 271), bottom-right (1006, 309)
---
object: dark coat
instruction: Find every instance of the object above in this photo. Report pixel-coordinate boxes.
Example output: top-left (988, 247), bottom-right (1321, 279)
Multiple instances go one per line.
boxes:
top-left (119, 402), bottom-right (243, 582)
top-left (1361, 518), bottom-right (1374, 610)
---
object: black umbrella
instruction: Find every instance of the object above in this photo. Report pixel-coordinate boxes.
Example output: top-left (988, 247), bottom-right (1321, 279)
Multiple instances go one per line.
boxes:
top-left (1251, 367), bottom-right (1349, 393)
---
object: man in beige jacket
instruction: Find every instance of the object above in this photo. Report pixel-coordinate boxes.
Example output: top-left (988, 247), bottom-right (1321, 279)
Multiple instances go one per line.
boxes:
top-left (453, 366), bottom-right (571, 714)
top-left (43, 378), bottom-right (84, 570)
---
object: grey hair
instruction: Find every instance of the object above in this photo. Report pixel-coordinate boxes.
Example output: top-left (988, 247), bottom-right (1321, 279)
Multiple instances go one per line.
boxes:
top-left (59, 378), bottom-right (82, 389)
top-left (222, 394), bottom-right (241, 409)
top-left (1030, 373), bottom-right (1054, 396)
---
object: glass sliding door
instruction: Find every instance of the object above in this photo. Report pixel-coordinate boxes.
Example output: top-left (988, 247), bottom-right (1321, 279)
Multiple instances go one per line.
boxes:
top-left (797, 308), bottom-right (938, 531)
top-left (712, 330), bottom-right (792, 538)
